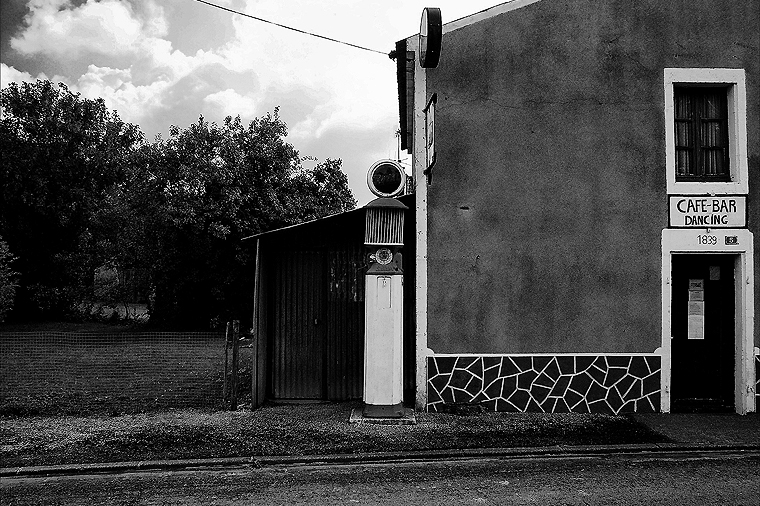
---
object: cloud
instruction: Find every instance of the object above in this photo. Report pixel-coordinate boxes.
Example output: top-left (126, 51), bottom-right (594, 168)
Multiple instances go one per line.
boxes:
top-left (74, 64), bottom-right (167, 127)
top-left (2, 0), bottom-right (500, 203)
top-left (10, 0), bottom-right (165, 61)
top-left (77, 65), bottom-right (131, 92)
top-left (0, 63), bottom-right (44, 88)
top-left (2, 1), bottom-right (260, 137)
top-left (203, 89), bottom-right (258, 119)
top-left (219, 2), bottom-right (398, 138)
top-left (8, 0), bottom-right (181, 80)
top-left (163, 0), bottom-right (241, 55)
top-left (298, 119), bottom-right (403, 206)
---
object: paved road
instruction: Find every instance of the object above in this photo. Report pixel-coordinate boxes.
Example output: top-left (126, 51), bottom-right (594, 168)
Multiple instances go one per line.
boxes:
top-left (2, 452), bottom-right (759, 505)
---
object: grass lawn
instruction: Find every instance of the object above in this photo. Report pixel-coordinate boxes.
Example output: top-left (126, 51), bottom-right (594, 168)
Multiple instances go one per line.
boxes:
top-left (0, 325), bottom-right (247, 416)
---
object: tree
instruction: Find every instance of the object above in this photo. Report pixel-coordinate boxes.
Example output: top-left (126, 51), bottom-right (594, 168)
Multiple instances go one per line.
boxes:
top-left (100, 113), bottom-right (356, 328)
top-left (1, 80), bottom-right (356, 325)
top-left (281, 158), bottom-right (357, 223)
top-left (0, 80), bottom-right (143, 319)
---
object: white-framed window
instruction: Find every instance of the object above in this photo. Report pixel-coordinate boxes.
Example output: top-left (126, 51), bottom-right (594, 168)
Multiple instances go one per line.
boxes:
top-left (664, 68), bottom-right (748, 195)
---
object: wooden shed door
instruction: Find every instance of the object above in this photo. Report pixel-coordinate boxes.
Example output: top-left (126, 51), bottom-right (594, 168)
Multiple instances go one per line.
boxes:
top-left (271, 250), bottom-right (326, 399)
top-left (671, 254), bottom-right (735, 412)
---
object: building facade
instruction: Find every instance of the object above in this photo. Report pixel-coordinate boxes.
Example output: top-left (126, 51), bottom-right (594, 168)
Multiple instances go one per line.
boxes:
top-left (399, 0), bottom-right (758, 413)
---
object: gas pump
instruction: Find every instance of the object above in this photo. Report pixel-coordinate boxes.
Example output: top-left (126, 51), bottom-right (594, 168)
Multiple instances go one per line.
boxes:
top-left (362, 160), bottom-right (408, 418)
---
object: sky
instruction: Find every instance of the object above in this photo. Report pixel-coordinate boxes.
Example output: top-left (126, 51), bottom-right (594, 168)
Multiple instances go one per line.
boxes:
top-left (0, 0), bottom-right (502, 206)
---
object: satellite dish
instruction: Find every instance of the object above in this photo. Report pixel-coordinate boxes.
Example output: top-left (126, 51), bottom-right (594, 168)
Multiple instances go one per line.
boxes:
top-left (367, 160), bottom-right (406, 198)
top-left (419, 7), bottom-right (442, 68)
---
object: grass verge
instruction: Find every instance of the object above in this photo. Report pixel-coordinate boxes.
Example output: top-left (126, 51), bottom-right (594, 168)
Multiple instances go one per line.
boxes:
top-left (0, 402), bottom-right (671, 468)
top-left (0, 330), bottom-right (240, 416)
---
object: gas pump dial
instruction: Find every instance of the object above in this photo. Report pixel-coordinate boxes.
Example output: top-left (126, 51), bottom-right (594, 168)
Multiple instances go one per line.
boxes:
top-left (375, 248), bottom-right (393, 265)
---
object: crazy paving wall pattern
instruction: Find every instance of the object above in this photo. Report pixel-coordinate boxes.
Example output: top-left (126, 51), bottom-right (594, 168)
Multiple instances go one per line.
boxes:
top-left (756, 354), bottom-right (759, 407)
top-left (428, 354), bottom-right (661, 414)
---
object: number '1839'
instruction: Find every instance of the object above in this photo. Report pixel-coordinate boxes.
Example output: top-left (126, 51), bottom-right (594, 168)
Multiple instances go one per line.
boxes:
top-left (697, 234), bottom-right (717, 245)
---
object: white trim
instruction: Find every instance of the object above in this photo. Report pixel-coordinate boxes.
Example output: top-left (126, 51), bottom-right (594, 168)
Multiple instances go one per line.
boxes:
top-left (412, 35), bottom-right (430, 411)
top-left (660, 228), bottom-right (755, 414)
top-left (430, 353), bottom-right (660, 358)
top-left (663, 68), bottom-right (748, 195)
top-left (443, 0), bottom-right (543, 34)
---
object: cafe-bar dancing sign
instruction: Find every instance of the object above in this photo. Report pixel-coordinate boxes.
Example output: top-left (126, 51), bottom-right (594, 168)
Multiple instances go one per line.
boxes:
top-left (669, 195), bottom-right (747, 228)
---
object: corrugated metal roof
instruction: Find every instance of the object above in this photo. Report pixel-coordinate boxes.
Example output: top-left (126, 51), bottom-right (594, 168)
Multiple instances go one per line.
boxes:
top-left (241, 207), bottom-right (364, 241)
top-left (242, 194), bottom-right (414, 242)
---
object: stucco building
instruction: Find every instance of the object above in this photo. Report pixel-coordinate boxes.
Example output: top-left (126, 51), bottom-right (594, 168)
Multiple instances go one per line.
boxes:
top-left (399, 0), bottom-right (758, 414)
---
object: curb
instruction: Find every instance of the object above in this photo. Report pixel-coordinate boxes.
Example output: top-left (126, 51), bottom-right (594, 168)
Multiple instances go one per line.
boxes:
top-left (3, 443), bottom-right (759, 478)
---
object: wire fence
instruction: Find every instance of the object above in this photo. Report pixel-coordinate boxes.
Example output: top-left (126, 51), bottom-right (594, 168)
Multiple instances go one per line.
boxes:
top-left (0, 331), bottom-right (253, 415)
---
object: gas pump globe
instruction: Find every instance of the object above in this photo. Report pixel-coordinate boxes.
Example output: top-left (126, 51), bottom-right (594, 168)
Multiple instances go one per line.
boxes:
top-left (362, 161), bottom-right (408, 418)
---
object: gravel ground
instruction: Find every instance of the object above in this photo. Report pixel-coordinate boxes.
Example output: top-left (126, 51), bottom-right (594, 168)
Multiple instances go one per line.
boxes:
top-left (633, 412), bottom-right (760, 445)
top-left (0, 402), bottom-right (670, 467)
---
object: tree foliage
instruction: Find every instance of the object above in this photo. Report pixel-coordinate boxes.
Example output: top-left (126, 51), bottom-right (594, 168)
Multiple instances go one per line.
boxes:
top-left (1, 80), bottom-right (357, 326)
top-left (0, 81), bottom-right (143, 319)
top-left (98, 113), bottom-right (356, 327)
top-left (0, 236), bottom-right (19, 322)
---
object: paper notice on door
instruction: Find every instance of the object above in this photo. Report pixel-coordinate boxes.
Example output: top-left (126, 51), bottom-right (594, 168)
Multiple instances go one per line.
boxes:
top-left (688, 279), bottom-right (704, 290)
top-left (687, 300), bottom-right (705, 340)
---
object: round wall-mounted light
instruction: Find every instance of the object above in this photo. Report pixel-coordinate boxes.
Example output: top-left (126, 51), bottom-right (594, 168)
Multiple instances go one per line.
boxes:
top-left (367, 159), bottom-right (406, 198)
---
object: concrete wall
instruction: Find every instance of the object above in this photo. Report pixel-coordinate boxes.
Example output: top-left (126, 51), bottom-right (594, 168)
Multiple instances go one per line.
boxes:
top-left (425, 0), bottom-right (759, 354)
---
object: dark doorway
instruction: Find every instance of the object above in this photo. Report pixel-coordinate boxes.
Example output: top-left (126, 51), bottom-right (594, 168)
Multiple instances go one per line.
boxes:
top-left (671, 254), bottom-right (735, 412)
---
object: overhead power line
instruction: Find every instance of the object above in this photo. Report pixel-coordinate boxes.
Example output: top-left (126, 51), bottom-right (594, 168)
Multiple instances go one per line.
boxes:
top-left (193, 0), bottom-right (388, 56)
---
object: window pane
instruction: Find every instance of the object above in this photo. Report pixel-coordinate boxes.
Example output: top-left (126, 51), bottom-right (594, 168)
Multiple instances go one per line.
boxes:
top-left (675, 92), bottom-right (693, 119)
top-left (675, 121), bottom-right (692, 146)
top-left (701, 121), bottom-right (725, 147)
top-left (676, 149), bottom-right (691, 176)
top-left (701, 91), bottom-right (726, 119)
top-left (702, 149), bottom-right (726, 176)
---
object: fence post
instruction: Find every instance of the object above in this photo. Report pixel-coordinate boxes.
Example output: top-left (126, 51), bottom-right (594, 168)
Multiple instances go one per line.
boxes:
top-left (231, 320), bottom-right (240, 410)
top-left (223, 321), bottom-right (231, 404)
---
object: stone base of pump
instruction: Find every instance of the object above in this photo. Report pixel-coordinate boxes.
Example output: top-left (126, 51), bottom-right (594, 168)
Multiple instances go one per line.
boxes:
top-left (349, 405), bottom-right (417, 425)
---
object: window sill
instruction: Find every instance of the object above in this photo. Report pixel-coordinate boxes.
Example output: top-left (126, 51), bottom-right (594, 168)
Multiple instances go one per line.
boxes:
top-left (668, 179), bottom-right (748, 195)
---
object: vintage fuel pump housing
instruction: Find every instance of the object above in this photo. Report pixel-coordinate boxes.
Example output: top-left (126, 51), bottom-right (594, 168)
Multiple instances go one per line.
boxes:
top-left (362, 181), bottom-right (408, 418)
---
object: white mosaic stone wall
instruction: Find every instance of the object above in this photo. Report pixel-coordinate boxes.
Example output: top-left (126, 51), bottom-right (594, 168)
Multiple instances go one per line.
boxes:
top-left (755, 354), bottom-right (759, 408)
top-left (427, 354), bottom-right (661, 414)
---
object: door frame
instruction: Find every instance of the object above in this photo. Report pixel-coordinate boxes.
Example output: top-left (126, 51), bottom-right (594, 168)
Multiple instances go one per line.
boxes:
top-left (661, 229), bottom-right (755, 414)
